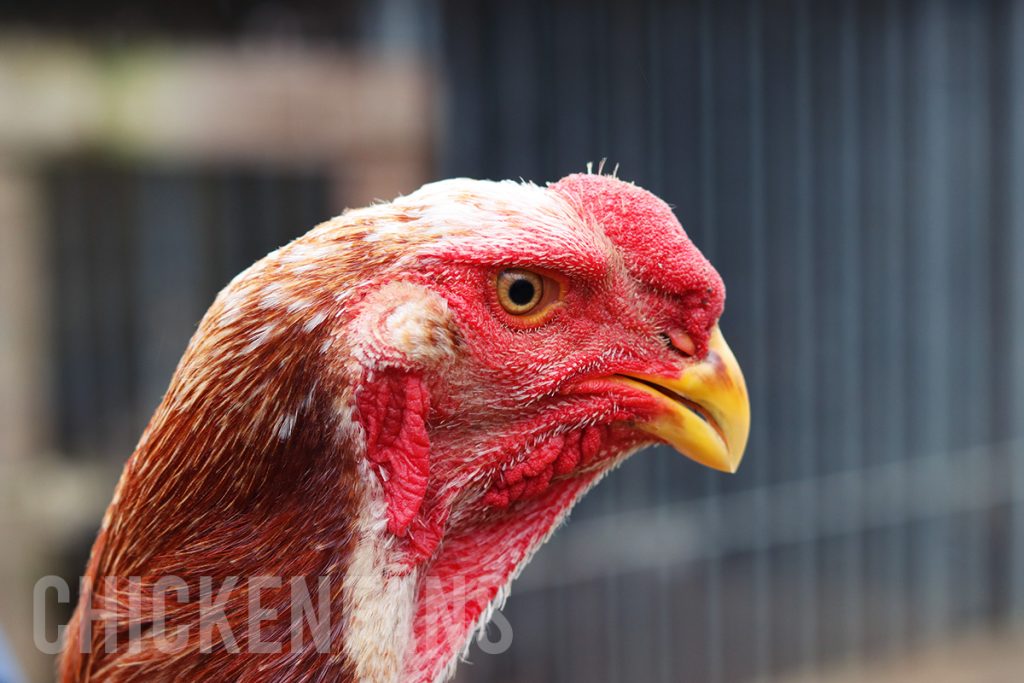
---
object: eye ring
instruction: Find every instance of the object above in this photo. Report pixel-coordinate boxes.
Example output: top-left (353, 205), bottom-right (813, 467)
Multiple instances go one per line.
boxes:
top-left (493, 268), bottom-right (564, 326)
top-left (497, 269), bottom-right (544, 315)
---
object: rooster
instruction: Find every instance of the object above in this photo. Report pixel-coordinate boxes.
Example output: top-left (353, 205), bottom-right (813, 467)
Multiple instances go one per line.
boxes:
top-left (60, 172), bottom-right (749, 683)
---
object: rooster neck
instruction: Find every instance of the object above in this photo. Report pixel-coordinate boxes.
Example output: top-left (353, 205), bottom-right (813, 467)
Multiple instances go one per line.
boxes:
top-left (61, 332), bottom-right (374, 681)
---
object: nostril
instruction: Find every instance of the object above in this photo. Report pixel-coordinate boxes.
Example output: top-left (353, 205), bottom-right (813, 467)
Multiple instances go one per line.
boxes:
top-left (664, 329), bottom-right (696, 357)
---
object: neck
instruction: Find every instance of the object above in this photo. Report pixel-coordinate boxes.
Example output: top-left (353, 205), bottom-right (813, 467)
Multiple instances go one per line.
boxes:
top-left (61, 312), bottom-right (369, 680)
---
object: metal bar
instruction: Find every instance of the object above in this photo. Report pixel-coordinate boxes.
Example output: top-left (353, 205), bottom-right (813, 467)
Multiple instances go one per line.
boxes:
top-left (794, 0), bottom-right (819, 672)
top-left (746, 1), bottom-right (772, 679)
top-left (956, 0), bottom-right (994, 630)
top-left (838, 0), bottom-right (864, 663)
top-left (881, 0), bottom-right (909, 655)
top-left (909, 0), bottom-right (954, 644)
top-left (1009, 0), bottom-right (1024, 621)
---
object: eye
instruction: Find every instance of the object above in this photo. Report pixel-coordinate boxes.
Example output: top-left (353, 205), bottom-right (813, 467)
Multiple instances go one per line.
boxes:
top-left (495, 268), bottom-right (561, 320)
top-left (497, 269), bottom-right (543, 314)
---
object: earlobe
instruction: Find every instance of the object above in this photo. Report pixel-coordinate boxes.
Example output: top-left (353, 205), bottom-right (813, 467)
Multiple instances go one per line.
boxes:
top-left (349, 281), bottom-right (459, 367)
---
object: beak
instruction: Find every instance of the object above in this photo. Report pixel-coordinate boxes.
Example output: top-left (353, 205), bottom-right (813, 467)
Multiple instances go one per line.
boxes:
top-left (612, 326), bottom-right (750, 473)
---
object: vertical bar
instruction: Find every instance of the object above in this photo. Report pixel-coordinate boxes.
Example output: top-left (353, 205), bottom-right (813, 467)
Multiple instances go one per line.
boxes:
top-left (93, 167), bottom-right (132, 452)
top-left (591, 0), bottom-right (612, 160)
top-left (984, 0), bottom-right (1015, 632)
top-left (911, 0), bottom-right (953, 643)
top-left (955, 0), bottom-right (993, 629)
top-left (646, 0), bottom-right (665, 194)
top-left (794, 0), bottom-right (818, 672)
top-left (437, 0), bottom-right (486, 178)
top-left (492, 0), bottom-right (541, 179)
top-left (549, 1), bottom-right (593, 176)
top-left (838, 0), bottom-right (864, 663)
top-left (605, 0), bottom-right (648, 185)
top-left (1009, 0), bottom-right (1024, 620)
top-left (135, 171), bottom-right (204, 414)
top-left (882, 0), bottom-right (909, 656)
top-left (747, 0), bottom-right (772, 678)
top-left (534, 0), bottom-right (556, 177)
top-left (59, 170), bottom-right (96, 455)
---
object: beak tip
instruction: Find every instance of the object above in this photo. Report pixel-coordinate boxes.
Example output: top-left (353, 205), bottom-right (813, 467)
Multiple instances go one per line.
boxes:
top-left (713, 452), bottom-right (742, 474)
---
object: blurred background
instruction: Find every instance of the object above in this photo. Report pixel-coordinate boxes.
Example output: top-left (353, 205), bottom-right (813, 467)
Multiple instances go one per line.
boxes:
top-left (1, 0), bottom-right (1024, 681)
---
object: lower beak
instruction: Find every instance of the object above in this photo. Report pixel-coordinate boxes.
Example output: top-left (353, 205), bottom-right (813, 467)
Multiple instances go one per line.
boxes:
top-left (612, 326), bottom-right (750, 473)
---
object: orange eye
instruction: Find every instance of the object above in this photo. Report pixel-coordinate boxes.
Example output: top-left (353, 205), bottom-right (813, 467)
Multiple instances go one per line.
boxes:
top-left (495, 268), bottom-right (562, 321)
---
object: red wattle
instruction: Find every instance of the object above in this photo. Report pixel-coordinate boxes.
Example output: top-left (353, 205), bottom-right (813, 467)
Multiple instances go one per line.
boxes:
top-left (357, 372), bottom-right (432, 537)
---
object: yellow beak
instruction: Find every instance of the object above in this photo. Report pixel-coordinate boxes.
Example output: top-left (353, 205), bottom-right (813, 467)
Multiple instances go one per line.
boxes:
top-left (612, 326), bottom-right (750, 473)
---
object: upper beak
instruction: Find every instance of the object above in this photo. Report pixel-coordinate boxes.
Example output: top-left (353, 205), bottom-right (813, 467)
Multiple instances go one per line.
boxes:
top-left (612, 326), bottom-right (750, 473)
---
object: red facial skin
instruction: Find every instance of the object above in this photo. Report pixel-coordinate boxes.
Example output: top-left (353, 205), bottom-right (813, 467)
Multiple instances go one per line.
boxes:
top-left (59, 173), bottom-right (726, 683)
top-left (366, 175), bottom-right (726, 679)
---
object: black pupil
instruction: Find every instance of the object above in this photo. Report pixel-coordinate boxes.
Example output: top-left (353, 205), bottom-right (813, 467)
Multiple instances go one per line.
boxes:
top-left (508, 278), bottom-right (536, 306)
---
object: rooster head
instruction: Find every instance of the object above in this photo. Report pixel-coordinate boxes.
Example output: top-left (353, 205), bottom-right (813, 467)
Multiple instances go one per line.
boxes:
top-left (63, 172), bottom-right (749, 683)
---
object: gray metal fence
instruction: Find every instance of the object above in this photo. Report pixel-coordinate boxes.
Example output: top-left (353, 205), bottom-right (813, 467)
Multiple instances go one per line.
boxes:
top-left (38, 0), bottom-right (1024, 680)
top-left (440, 0), bottom-right (1024, 681)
